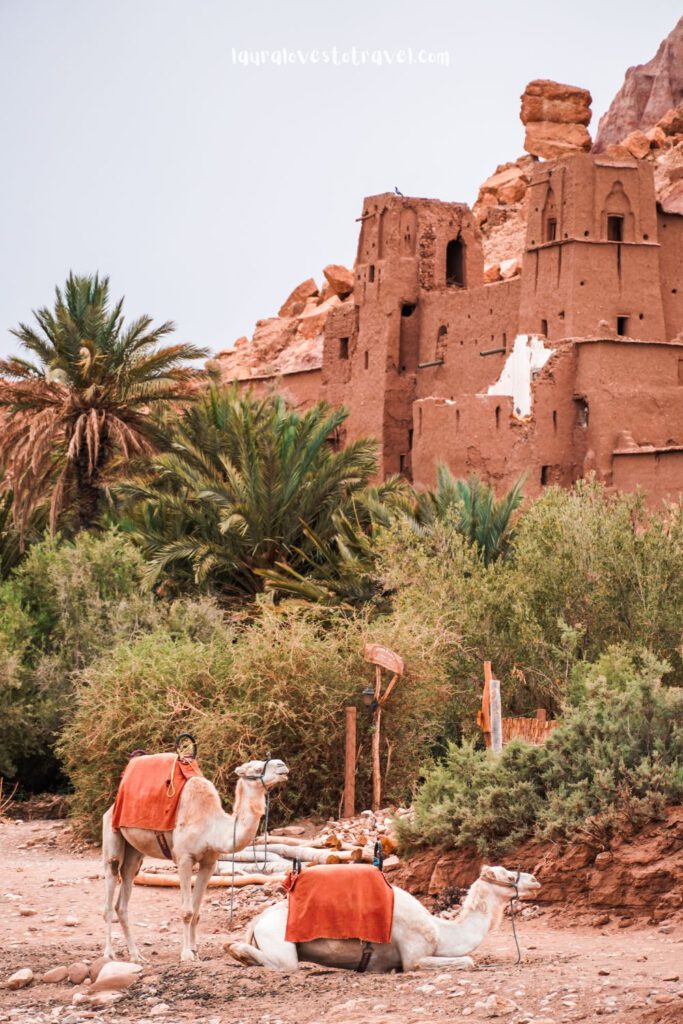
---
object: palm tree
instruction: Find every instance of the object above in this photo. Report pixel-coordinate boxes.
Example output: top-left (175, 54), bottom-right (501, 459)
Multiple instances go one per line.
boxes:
top-left (124, 384), bottom-right (391, 598)
top-left (0, 273), bottom-right (207, 534)
top-left (413, 465), bottom-right (524, 564)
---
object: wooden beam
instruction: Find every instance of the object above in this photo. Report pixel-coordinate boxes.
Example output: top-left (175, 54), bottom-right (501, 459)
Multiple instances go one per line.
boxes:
top-left (343, 706), bottom-right (357, 818)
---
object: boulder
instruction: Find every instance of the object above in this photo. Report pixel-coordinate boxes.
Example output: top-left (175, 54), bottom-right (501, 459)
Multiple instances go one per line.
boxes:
top-left (41, 966), bottom-right (68, 984)
top-left (87, 960), bottom-right (143, 996)
top-left (594, 16), bottom-right (683, 150)
top-left (521, 80), bottom-right (592, 126)
top-left (484, 263), bottom-right (502, 284)
top-left (659, 104), bottom-right (683, 137)
top-left (621, 130), bottom-right (651, 160)
top-left (89, 956), bottom-right (110, 982)
top-left (278, 278), bottom-right (318, 318)
top-left (524, 121), bottom-right (592, 160)
top-left (322, 264), bottom-right (354, 298)
top-left (67, 962), bottom-right (90, 985)
top-left (500, 257), bottom-right (522, 280)
top-left (4, 968), bottom-right (33, 990)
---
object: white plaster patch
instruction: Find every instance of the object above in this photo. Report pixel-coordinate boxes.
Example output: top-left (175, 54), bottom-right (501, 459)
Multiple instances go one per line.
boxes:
top-left (486, 334), bottom-right (552, 418)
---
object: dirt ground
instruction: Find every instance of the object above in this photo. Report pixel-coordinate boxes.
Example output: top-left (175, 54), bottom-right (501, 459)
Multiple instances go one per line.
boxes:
top-left (1, 820), bottom-right (682, 1024)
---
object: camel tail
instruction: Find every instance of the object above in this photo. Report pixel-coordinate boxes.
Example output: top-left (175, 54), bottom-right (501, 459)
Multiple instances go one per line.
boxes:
top-left (244, 918), bottom-right (256, 944)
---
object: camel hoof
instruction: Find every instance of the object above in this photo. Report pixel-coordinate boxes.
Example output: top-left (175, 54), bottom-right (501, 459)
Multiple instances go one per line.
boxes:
top-left (225, 942), bottom-right (253, 967)
top-left (180, 950), bottom-right (196, 963)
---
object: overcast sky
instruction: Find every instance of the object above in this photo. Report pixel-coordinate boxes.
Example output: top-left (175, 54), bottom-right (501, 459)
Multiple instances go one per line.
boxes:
top-left (0, 0), bottom-right (679, 361)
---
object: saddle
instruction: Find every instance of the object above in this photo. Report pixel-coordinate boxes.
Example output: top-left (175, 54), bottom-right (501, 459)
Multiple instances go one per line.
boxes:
top-left (283, 863), bottom-right (394, 946)
top-left (111, 752), bottom-right (203, 833)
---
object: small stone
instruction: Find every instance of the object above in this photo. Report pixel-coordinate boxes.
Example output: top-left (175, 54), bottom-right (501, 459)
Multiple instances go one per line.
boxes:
top-left (150, 1005), bottom-right (170, 1016)
top-left (63, 915), bottom-right (79, 927)
top-left (659, 924), bottom-right (674, 934)
top-left (662, 974), bottom-right (680, 982)
top-left (3, 968), bottom-right (33, 990)
top-left (591, 914), bottom-right (611, 927)
top-left (88, 960), bottom-right (142, 994)
top-left (598, 969), bottom-right (610, 976)
top-left (654, 993), bottom-right (674, 1004)
top-left (88, 956), bottom-right (109, 981)
top-left (41, 966), bottom-right (68, 984)
top-left (67, 962), bottom-right (89, 984)
top-left (18, 907), bottom-right (37, 917)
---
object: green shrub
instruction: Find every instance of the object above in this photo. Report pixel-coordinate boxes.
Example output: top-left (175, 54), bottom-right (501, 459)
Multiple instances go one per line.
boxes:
top-left (396, 647), bottom-right (683, 855)
top-left (60, 602), bottom-right (456, 839)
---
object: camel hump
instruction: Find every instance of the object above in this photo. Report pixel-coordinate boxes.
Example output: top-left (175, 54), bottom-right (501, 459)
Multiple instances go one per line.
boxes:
top-left (176, 775), bottom-right (222, 824)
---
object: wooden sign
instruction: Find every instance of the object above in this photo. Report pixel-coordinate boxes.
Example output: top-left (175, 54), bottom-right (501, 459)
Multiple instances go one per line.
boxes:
top-left (364, 643), bottom-right (404, 676)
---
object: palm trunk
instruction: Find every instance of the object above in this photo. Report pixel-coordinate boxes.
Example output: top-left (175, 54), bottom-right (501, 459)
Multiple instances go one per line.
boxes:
top-left (75, 449), bottom-right (100, 530)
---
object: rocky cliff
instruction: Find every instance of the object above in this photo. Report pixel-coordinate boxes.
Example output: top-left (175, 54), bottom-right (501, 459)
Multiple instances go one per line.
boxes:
top-left (594, 16), bottom-right (683, 152)
top-left (215, 19), bottom-right (683, 380)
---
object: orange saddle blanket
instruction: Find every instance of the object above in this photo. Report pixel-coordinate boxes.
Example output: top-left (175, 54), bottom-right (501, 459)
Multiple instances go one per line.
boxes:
top-left (284, 864), bottom-right (394, 945)
top-left (111, 752), bottom-right (203, 832)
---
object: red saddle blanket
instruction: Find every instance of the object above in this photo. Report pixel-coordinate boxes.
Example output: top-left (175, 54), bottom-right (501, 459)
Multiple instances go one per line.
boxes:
top-left (111, 752), bottom-right (203, 832)
top-left (284, 864), bottom-right (394, 945)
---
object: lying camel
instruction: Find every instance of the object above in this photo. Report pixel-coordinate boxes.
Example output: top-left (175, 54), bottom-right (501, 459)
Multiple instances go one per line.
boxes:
top-left (227, 864), bottom-right (540, 972)
top-left (103, 758), bottom-right (289, 962)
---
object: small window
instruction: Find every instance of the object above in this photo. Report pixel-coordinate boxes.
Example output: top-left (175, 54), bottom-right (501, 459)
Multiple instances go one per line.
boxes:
top-left (364, 350), bottom-right (369, 369)
top-left (401, 303), bottom-right (416, 317)
top-left (408, 428), bottom-right (413, 451)
top-left (399, 454), bottom-right (406, 474)
top-left (552, 410), bottom-right (557, 432)
top-left (617, 316), bottom-right (629, 337)
top-left (339, 337), bottom-right (349, 359)
top-left (368, 265), bottom-right (375, 283)
top-left (446, 237), bottom-right (465, 287)
top-left (418, 407), bottom-right (423, 435)
top-left (541, 319), bottom-right (548, 336)
top-left (495, 405), bottom-right (501, 430)
top-left (546, 218), bottom-right (557, 242)
top-left (540, 465), bottom-right (550, 486)
top-left (607, 216), bottom-right (623, 242)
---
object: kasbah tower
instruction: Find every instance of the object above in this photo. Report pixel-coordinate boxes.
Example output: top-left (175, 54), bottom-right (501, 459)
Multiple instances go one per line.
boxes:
top-left (216, 19), bottom-right (683, 504)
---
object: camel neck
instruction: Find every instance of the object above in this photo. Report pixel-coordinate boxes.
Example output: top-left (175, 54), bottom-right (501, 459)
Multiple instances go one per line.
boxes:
top-left (435, 881), bottom-right (506, 957)
top-left (222, 780), bottom-right (267, 852)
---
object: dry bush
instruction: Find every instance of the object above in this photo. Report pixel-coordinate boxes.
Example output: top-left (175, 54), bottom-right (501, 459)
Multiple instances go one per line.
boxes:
top-left (60, 602), bottom-right (457, 839)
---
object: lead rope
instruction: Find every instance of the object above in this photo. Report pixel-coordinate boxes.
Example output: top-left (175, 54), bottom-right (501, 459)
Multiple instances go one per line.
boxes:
top-left (509, 869), bottom-right (522, 966)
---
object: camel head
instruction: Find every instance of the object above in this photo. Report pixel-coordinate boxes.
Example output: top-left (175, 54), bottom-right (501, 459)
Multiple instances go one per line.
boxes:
top-left (234, 758), bottom-right (290, 790)
top-left (479, 864), bottom-right (541, 900)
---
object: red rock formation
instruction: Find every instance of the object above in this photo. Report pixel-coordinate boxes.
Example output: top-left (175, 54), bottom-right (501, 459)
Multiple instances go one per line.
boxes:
top-left (521, 80), bottom-right (592, 160)
top-left (594, 16), bottom-right (683, 152)
top-left (395, 806), bottom-right (683, 919)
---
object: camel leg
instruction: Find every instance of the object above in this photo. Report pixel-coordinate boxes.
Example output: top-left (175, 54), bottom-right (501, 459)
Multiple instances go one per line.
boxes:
top-left (411, 955), bottom-right (475, 971)
top-left (189, 857), bottom-right (217, 955)
top-left (178, 855), bottom-right (197, 962)
top-left (227, 906), bottom-right (299, 972)
top-left (102, 808), bottom-right (125, 960)
top-left (115, 845), bottom-right (144, 963)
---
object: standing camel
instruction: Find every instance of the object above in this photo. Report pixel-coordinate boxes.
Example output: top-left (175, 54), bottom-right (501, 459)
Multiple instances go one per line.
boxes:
top-left (102, 757), bottom-right (289, 962)
top-left (227, 864), bottom-right (540, 972)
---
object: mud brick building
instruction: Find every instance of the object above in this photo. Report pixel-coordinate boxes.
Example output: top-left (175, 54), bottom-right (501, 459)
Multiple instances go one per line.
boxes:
top-left (226, 150), bottom-right (683, 503)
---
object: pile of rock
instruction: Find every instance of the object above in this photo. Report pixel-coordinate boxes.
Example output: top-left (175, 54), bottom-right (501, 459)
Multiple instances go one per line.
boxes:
top-left (212, 263), bottom-right (354, 384)
top-left (3, 957), bottom-right (143, 1009)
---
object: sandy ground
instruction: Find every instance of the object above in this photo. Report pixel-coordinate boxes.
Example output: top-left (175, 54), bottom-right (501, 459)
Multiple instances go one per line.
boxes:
top-left (1, 819), bottom-right (682, 1024)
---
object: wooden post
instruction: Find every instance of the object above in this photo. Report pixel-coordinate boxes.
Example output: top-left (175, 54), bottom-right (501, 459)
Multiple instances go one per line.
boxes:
top-left (343, 706), bottom-right (357, 818)
top-left (371, 705), bottom-right (382, 811)
top-left (489, 678), bottom-right (502, 754)
top-left (536, 708), bottom-right (547, 723)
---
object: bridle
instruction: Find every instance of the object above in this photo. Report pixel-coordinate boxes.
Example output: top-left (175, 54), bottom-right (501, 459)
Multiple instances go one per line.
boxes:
top-left (479, 868), bottom-right (523, 967)
top-left (229, 755), bottom-right (273, 925)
